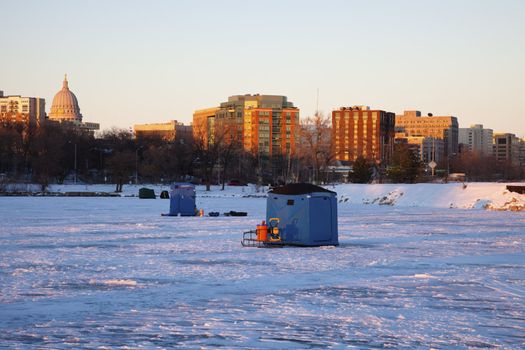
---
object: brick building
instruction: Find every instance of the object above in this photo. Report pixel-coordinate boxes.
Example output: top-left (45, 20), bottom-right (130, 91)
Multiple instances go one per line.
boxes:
top-left (332, 106), bottom-right (395, 165)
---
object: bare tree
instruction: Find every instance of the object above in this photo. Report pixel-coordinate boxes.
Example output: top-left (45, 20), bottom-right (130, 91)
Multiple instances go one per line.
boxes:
top-left (215, 119), bottom-right (243, 190)
top-left (192, 121), bottom-right (222, 191)
top-left (99, 128), bottom-right (135, 192)
top-left (449, 151), bottom-right (505, 181)
top-left (30, 124), bottom-right (66, 191)
top-left (0, 120), bottom-right (23, 176)
top-left (106, 150), bottom-right (135, 192)
top-left (297, 113), bottom-right (334, 184)
top-left (0, 115), bottom-right (36, 179)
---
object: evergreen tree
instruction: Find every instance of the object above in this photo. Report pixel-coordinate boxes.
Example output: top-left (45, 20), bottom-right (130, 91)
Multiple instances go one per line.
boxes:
top-left (387, 144), bottom-right (422, 183)
top-left (349, 156), bottom-right (372, 183)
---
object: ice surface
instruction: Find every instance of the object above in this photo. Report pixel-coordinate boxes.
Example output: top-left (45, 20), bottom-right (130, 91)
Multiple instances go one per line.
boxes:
top-left (0, 191), bottom-right (524, 348)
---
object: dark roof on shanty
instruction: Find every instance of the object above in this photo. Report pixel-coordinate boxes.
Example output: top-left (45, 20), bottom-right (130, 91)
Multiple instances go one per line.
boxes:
top-left (269, 183), bottom-right (336, 195)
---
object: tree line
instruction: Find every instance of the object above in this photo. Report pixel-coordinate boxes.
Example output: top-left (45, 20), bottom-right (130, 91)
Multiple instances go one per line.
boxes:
top-left (0, 114), bottom-right (522, 191)
top-left (0, 114), bottom-right (335, 191)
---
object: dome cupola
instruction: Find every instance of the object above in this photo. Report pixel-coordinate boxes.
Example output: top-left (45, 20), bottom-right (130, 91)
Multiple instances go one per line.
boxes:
top-left (49, 74), bottom-right (82, 122)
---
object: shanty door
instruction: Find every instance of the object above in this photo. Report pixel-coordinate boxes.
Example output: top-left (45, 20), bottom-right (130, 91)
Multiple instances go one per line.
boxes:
top-left (310, 197), bottom-right (332, 242)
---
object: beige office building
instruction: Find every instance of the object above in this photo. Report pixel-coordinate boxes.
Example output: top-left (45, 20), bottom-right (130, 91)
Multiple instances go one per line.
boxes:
top-left (395, 133), bottom-right (445, 164)
top-left (395, 110), bottom-right (459, 157)
top-left (134, 120), bottom-right (192, 142)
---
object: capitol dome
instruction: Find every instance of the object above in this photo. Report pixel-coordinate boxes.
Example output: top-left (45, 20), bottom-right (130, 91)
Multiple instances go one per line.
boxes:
top-left (48, 74), bottom-right (82, 122)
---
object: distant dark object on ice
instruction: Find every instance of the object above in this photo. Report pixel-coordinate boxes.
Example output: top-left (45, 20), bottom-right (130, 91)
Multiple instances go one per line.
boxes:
top-left (139, 188), bottom-right (156, 199)
top-left (224, 211), bottom-right (248, 217)
top-left (160, 190), bottom-right (169, 199)
top-left (228, 179), bottom-right (247, 186)
top-left (208, 212), bottom-right (220, 217)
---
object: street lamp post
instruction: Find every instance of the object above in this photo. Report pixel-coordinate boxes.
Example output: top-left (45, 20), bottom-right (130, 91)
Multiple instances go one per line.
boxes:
top-left (74, 143), bottom-right (77, 184)
top-left (135, 148), bottom-right (139, 185)
top-left (68, 141), bottom-right (77, 184)
top-left (135, 146), bottom-right (143, 184)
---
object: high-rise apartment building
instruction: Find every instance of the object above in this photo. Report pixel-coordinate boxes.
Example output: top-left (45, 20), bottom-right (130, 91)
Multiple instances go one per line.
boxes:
top-left (197, 94), bottom-right (300, 157)
top-left (395, 110), bottom-right (459, 157)
top-left (458, 124), bottom-right (493, 155)
top-left (0, 93), bottom-right (46, 127)
top-left (332, 106), bottom-right (395, 164)
top-left (493, 133), bottom-right (520, 165)
top-left (134, 120), bottom-right (192, 142)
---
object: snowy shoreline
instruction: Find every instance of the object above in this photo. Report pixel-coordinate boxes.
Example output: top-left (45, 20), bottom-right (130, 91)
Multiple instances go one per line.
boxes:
top-left (1, 182), bottom-right (525, 211)
top-left (334, 182), bottom-right (525, 211)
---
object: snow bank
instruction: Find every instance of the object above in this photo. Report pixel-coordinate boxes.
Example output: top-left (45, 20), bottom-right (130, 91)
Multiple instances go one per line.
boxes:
top-left (23, 182), bottom-right (525, 211)
top-left (333, 183), bottom-right (525, 211)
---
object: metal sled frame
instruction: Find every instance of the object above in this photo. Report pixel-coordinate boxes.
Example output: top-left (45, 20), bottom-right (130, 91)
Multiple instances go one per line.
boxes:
top-left (241, 230), bottom-right (284, 248)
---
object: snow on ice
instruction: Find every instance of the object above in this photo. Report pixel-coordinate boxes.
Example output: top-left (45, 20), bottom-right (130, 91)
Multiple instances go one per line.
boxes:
top-left (0, 183), bottom-right (524, 348)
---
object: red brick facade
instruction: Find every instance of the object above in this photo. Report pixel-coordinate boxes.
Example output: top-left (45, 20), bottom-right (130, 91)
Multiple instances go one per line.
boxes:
top-left (332, 107), bottom-right (395, 165)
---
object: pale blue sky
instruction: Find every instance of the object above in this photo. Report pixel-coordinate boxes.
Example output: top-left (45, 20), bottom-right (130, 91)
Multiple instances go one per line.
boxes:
top-left (2, 0), bottom-right (524, 136)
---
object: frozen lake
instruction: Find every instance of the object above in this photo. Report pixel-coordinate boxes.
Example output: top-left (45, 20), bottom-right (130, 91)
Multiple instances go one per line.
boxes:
top-left (0, 195), bottom-right (524, 348)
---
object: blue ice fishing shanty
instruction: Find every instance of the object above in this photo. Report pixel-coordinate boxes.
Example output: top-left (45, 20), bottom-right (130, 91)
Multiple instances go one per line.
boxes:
top-left (168, 183), bottom-right (196, 216)
top-left (266, 183), bottom-right (338, 246)
top-left (242, 183), bottom-right (338, 247)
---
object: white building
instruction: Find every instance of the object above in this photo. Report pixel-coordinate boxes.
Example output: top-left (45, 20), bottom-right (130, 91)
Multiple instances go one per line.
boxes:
top-left (458, 124), bottom-right (493, 156)
top-left (0, 91), bottom-right (46, 127)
